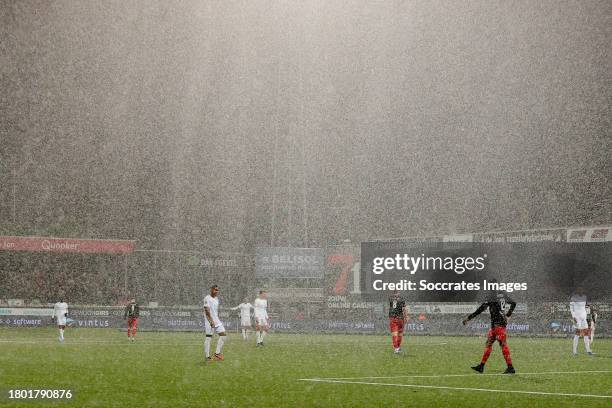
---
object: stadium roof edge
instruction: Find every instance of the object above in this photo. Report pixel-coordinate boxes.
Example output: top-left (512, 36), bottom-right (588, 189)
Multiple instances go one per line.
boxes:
top-left (368, 224), bottom-right (611, 242)
top-left (0, 235), bottom-right (136, 242)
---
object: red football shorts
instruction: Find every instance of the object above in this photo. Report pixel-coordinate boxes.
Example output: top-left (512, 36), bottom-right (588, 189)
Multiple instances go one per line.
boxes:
top-left (389, 317), bottom-right (404, 334)
top-left (128, 317), bottom-right (138, 333)
top-left (487, 326), bottom-right (507, 342)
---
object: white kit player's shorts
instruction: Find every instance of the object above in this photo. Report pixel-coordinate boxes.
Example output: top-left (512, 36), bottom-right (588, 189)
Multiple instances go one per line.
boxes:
top-left (255, 316), bottom-right (268, 328)
top-left (574, 315), bottom-right (588, 330)
top-left (240, 317), bottom-right (251, 327)
top-left (56, 316), bottom-right (66, 326)
top-left (204, 319), bottom-right (225, 335)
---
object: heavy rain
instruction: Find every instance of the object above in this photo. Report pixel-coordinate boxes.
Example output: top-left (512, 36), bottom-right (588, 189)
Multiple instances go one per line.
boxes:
top-left (1, 1), bottom-right (610, 407)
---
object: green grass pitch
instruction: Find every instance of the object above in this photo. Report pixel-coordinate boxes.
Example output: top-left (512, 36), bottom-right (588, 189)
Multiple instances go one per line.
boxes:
top-left (0, 328), bottom-right (610, 407)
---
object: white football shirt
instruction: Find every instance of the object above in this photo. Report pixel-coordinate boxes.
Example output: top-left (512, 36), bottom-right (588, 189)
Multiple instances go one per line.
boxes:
top-left (53, 302), bottom-right (68, 318)
top-left (236, 303), bottom-right (252, 320)
top-left (570, 294), bottom-right (587, 318)
top-left (204, 295), bottom-right (221, 325)
top-left (253, 298), bottom-right (268, 319)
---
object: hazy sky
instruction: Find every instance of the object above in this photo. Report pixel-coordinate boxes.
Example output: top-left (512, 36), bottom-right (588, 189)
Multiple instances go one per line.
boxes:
top-left (1, 0), bottom-right (610, 251)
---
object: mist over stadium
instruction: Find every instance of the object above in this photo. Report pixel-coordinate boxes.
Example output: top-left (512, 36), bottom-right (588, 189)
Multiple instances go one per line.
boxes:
top-left (1, 1), bottom-right (611, 407)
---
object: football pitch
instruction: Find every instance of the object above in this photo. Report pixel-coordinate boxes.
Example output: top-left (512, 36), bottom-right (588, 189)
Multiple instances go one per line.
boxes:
top-left (0, 328), bottom-right (610, 407)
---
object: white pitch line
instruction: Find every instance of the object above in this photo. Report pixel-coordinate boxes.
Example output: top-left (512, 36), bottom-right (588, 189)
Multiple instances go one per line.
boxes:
top-left (298, 378), bottom-right (612, 399)
top-left (0, 339), bottom-right (204, 346)
top-left (308, 370), bottom-right (611, 381)
top-left (306, 342), bottom-right (450, 347)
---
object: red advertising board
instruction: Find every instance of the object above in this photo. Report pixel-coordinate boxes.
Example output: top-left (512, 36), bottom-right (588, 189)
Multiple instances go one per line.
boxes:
top-left (0, 236), bottom-right (135, 254)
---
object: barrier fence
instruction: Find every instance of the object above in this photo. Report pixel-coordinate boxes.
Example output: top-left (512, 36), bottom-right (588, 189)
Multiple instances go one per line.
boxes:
top-left (1, 305), bottom-right (608, 338)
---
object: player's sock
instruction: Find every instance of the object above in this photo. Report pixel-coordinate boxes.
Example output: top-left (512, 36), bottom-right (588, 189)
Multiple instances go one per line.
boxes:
top-left (480, 345), bottom-right (492, 364)
top-left (242, 329), bottom-right (247, 340)
top-left (583, 336), bottom-right (592, 353)
top-left (215, 336), bottom-right (226, 354)
top-left (261, 331), bottom-right (266, 342)
top-left (256, 331), bottom-right (261, 344)
top-left (573, 335), bottom-right (579, 354)
top-left (501, 344), bottom-right (512, 366)
top-left (391, 335), bottom-right (399, 349)
top-left (397, 335), bottom-right (403, 348)
top-left (59, 329), bottom-right (64, 340)
top-left (204, 336), bottom-right (212, 358)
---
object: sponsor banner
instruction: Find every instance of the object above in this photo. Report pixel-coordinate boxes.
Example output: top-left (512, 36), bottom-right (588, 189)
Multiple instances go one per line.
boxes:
top-left (473, 229), bottom-right (566, 243)
top-left (408, 304), bottom-right (475, 314)
top-left (387, 236), bottom-right (444, 243)
top-left (0, 236), bottom-right (135, 254)
top-left (545, 318), bottom-right (610, 335)
top-left (313, 319), bottom-right (377, 332)
top-left (325, 244), bottom-right (361, 296)
top-left (462, 319), bottom-right (532, 334)
top-left (0, 306), bottom-right (238, 331)
top-left (267, 288), bottom-right (325, 302)
top-left (0, 317), bottom-right (46, 327)
top-left (567, 227), bottom-right (611, 242)
top-left (258, 319), bottom-right (374, 333)
top-left (269, 320), bottom-right (297, 331)
top-left (321, 301), bottom-right (528, 315)
top-left (405, 303), bottom-right (527, 315)
top-left (441, 234), bottom-right (474, 250)
top-left (443, 234), bottom-right (473, 243)
top-left (185, 255), bottom-right (239, 268)
top-left (256, 247), bottom-right (324, 278)
top-left (326, 296), bottom-right (381, 310)
top-left (0, 306), bottom-right (608, 336)
top-left (0, 308), bottom-right (52, 316)
top-left (547, 302), bottom-right (612, 313)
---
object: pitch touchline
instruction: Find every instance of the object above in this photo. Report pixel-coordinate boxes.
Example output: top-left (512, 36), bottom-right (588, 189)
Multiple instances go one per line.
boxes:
top-left (298, 379), bottom-right (612, 399)
top-left (305, 370), bottom-right (611, 380)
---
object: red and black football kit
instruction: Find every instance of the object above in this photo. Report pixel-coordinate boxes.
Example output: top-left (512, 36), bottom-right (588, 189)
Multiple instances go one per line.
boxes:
top-left (389, 298), bottom-right (406, 350)
top-left (586, 305), bottom-right (597, 338)
top-left (124, 303), bottom-right (140, 339)
top-left (466, 292), bottom-right (516, 373)
top-left (586, 305), bottom-right (597, 327)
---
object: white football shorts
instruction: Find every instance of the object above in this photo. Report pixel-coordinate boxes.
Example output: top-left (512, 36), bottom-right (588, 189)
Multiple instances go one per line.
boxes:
top-left (255, 316), bottom-right (268, 327)
top-left (204, 319), bottom-right (225, 334)
top-left (574, 315), bottom-right (588, 330)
